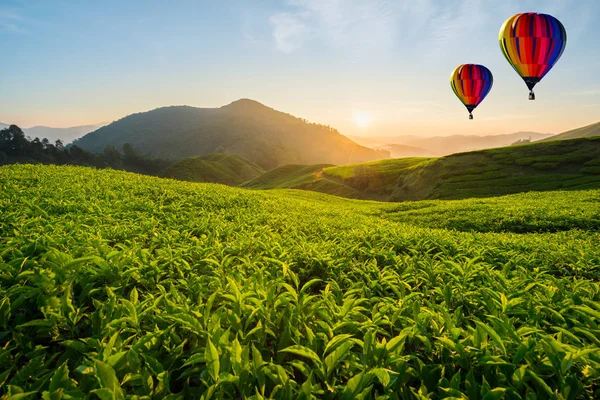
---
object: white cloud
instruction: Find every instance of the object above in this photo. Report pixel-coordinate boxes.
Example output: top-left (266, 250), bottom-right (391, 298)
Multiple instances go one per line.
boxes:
top-left (269, 12), bottom-right (311, 53)
top-left (266, 0), bottom-right (491, 57)
top-left (0, 6), bottom-right (30, 34)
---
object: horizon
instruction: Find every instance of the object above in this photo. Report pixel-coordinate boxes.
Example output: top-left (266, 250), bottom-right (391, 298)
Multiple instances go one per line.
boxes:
top-left (1, 1), bottom-right (599, 137)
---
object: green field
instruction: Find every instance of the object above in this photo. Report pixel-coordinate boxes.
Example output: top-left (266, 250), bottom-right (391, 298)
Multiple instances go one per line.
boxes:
top-left (1, 164), bottom-right (599, 398)
top-left (163, 154), bottom-right (265, 186)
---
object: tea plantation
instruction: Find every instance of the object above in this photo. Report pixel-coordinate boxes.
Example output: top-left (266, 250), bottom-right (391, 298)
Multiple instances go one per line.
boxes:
top-left (1, 164), bottom-right (599, 399)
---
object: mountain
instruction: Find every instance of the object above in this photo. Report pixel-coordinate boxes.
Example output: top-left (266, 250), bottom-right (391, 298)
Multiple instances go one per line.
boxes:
top-left (0, 122), bottom-right (104, 144)
top-left (376, 144), bottom-right (436, 158)
top-left (74, 99), bottom-right (389, 170)
top-left (244, 137), bottom-right (600, 201)
top-left (542, 121), bottom-right (600, 141)
top-left (349, 131), bottom-right (553, 156)
top-left (163, 154), bottom-right (265, 185)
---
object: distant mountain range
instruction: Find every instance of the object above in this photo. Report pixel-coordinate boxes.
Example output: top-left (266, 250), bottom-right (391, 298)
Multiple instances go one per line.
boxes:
top-left (73, 99), bottom-right (389, 170)
top-left (349, 131), bottom-right (554, 157)
top-left (0, 122), bottom-right (105, 144)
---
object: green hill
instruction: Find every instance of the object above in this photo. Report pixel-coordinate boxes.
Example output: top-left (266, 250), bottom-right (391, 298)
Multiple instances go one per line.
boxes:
top-left (163, 153), bottom-right (264, 185)
top-left (1, 164), bottom-right (599, 398)
top-left (245, 136), bottom-right (600, 202)
top-left (73, 99), bottom-right (388, 170)
top-left (543, 120), bottom-right (600, 141)
top-left (242, 158), bottom-right (427, 200)
top-left (392, 136), bottom-right (600, 201)
top-left (240, 163), bottom-right (367, 199)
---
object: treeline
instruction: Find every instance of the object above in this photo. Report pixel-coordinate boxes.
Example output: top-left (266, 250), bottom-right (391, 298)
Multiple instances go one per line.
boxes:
top-left (0, 125), bottom-right (171, 175)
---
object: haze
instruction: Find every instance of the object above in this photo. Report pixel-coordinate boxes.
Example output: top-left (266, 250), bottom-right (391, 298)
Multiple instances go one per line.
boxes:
top-left (1, 0), bottom-right (599, 137)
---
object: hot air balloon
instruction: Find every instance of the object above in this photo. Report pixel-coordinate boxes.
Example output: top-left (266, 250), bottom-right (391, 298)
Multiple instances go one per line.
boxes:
top-left (450, 64), bottom-right (493, 120)
top-left (499, 13), bottom-right (567, 100)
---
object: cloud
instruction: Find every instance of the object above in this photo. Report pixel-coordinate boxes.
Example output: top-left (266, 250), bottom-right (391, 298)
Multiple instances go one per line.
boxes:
top-left (266, 0), bottom-right (492, 57)
top-left (270, 12), bottom-right (311, 53)
top-left (0, 6), bottom-right (30, 34)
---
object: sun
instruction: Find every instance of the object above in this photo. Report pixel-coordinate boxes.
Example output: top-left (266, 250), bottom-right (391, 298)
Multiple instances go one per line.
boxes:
top-left (353, 110), bottom-right (372, 128)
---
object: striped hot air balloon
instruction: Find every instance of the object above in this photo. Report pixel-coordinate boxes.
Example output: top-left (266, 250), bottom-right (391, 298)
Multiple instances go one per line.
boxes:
top-left (450, 64), bottom-right (493, 120)
top-left (499, 13), bottom-right (567, 100)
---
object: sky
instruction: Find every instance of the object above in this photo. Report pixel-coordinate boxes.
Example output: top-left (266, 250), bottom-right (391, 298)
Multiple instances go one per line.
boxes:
top-left (1, 0), bottom-right (599, 137)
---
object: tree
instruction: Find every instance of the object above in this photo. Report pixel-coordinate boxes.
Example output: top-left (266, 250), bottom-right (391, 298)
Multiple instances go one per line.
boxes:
top-left (104, 145), bottom-right (122, 166)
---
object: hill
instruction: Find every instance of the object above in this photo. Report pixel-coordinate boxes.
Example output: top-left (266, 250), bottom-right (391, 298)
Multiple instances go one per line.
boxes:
top-left (542, 120), bottom-right (600, 141)
top-left (245, 136), bottom-right (600, 201)
top-left (350, 131), bottom-right (553, 156)
top-left (163, 153), bottom-right (264, 185)
top-left (241, 163), bottom-right (366, 199)
top-left (243, 158), bottom-right (428, 200)
top-left (73, 99), bottom-right (389, 170)
top-left (391, 136), bottom-right (600, 201)
top-left (1, 163), bottom-right (599, 397)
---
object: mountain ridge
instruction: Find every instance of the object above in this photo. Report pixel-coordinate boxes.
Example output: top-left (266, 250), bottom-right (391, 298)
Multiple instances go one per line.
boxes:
top-left (74, 99), bottom-right (389, 170)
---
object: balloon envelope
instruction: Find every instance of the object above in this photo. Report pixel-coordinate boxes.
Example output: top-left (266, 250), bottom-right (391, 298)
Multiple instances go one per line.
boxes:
top-left (450, 64), bottom-right (493, 119)
top-left (499, 13), bottom-right (566, 98)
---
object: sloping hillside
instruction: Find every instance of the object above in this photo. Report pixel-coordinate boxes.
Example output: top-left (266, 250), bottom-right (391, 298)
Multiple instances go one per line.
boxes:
top-left (1, 164), bottom-right (599, 398)
top-left (163, 153), bottom-right (265, 185)
top-left (543, 121), bottom-right (600, 141)
top-left (244, 137), bottom-right (600, 201)
top-left (242, 158), bottom-right (426, 200)
top-left (391, 136), bottom-right (600, 201)
top-left (73, 99), bottom-right (388, 170)
top-left (241, 164), bottom-right (366, 199)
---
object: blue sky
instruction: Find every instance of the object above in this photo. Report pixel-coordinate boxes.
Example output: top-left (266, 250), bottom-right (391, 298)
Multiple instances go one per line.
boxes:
top-left (1, 0), bottom-right (599, 137)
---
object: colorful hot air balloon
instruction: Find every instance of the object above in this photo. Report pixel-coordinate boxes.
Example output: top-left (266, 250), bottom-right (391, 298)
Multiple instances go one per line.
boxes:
top-left (450, 64), bottom-right (493, 120)
top-left (499, 13), bottom-right (567, 100)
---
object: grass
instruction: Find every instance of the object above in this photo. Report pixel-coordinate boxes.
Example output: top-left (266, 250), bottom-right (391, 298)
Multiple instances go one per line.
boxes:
top-left (241, 164), bottom-right (333, 189)
top-left (1, 164), bottom-right (599, 398)
top-left (323, 158), bottom-right (429, 196)
top-left (163, 154), bottom-right (265, 185)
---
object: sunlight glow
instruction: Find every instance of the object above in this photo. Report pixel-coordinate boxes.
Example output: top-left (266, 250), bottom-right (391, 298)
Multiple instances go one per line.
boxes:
top-left (353, 111), bottom-right (372, 128)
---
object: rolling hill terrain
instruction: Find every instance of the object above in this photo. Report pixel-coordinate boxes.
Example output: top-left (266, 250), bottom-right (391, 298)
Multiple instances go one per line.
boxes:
top-left (73, 99), bottom-right (388, 170)
top-left (163, 153), bottom-right (265, 185)
top-left (541, 120), bottom-right (600, 141)
top-left (244, 136), bottom-right (600, 201)
top-left (1, 164), bottom-right (598, 397)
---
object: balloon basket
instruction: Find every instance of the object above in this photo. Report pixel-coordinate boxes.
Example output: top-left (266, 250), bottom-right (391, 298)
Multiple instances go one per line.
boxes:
top-left (529, 91), bottom-right (535, 100)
